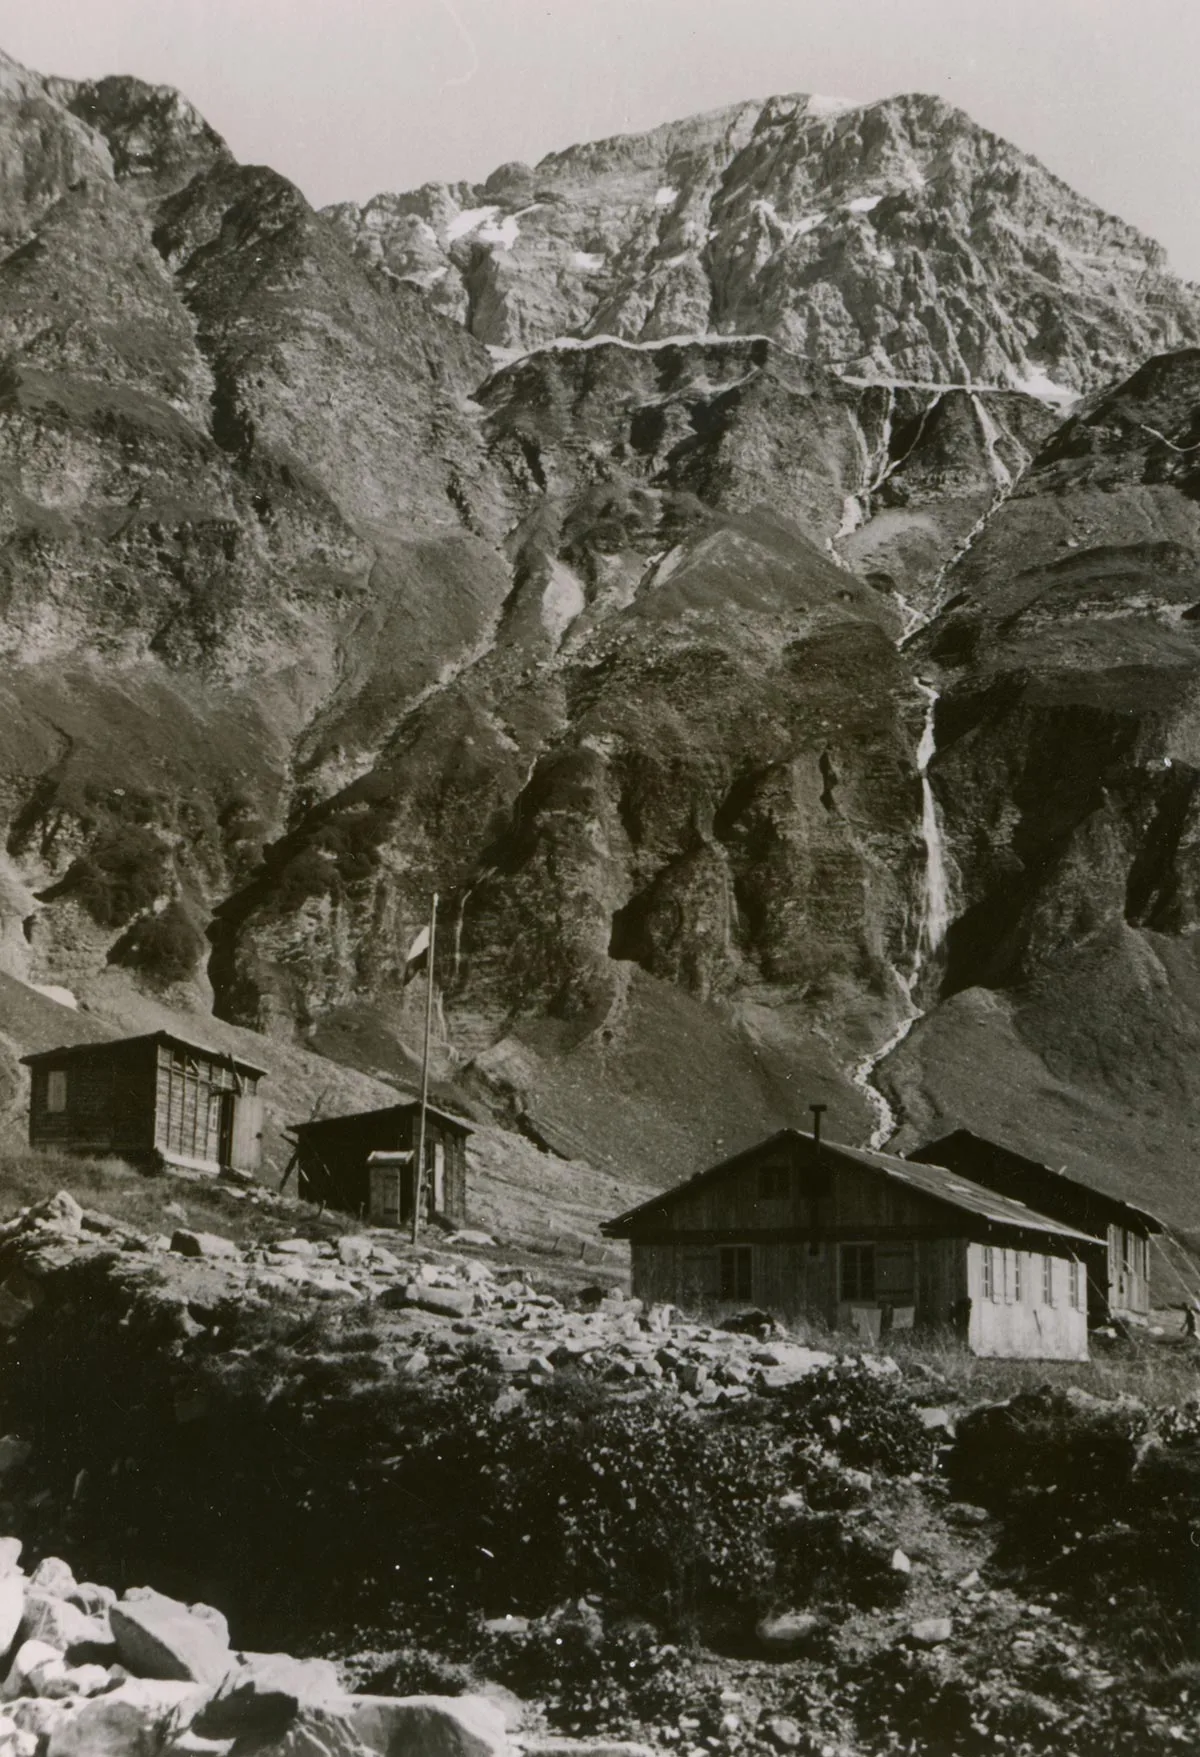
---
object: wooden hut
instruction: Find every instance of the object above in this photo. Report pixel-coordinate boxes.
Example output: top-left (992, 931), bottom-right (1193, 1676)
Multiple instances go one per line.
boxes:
top-left (22, 1032), bottom-right (266, 1177)
top-left (907, 1130), bottom-right (1163, 1322)
top-left (602, 1128), bottom-right (1100, 1359)
top-left (290, 1102), bottom-right (472, 1227)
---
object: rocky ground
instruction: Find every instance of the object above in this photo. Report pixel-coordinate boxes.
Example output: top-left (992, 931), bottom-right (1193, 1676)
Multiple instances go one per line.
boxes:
top-left (0, 1185), bottom-right (1197, 1757)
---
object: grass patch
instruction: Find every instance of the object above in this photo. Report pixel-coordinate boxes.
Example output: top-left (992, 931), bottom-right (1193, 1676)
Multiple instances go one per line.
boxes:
top-left (0, 1149), bottom-right (343, 1249)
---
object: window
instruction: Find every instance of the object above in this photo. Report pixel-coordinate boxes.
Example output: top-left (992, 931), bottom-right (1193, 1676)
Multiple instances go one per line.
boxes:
top-left (840, 1243), bottom-right (875, 1302)
top-left (1012, 1252), bottom-right (1023, 1304)
top-left (981, 1246), bottom-right (996, 1302)
top-left (46, 1069), bottom-right (67, 1113)
top-left (719, 1246), bottom-right (752, 1302)
top-left (1068, 1258), bottom-right (1082, 1310)
top-left (1042, 1254), bottom-right (1054, 1306)
top-left (758, 1162), bottom-right (790, 1200)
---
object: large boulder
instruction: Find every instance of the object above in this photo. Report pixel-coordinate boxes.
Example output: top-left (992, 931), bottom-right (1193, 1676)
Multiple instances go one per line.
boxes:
top-left (109, 1591), bottom-right (232, 1684)
top-left (45, 1679), bottom-right (203, 1756)
top-left (349, 1693), bottom-right (510, 1757)
top-left (3, 1639), bottom-right (60, 1701)
top-left (18, 1592), bottom-right (107, 1654)
top-left (170, 1231), bottom-right (240, 1261)
top-left (194, 1652), bottom-right (342, 1737)
top-left (0, 1573), bottom-right (25, 1658)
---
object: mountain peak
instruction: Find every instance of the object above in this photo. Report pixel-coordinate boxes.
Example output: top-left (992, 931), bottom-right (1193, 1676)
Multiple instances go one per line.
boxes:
top-left (326, 86), bottom-right (1200, 392)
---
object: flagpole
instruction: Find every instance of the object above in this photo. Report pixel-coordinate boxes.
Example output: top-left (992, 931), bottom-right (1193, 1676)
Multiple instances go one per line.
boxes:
top-left (411, 892), bottom-right (438, 1245)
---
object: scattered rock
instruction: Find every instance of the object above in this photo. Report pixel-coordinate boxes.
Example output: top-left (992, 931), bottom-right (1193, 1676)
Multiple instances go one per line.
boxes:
top-left (396, 1285), bottom-right (476, 1320)
top-left (170, 1232), bottom-right (240, 1261)
top-left (908, 1618), bottom-right (953, 1647)
top-left (194, 1652), bottom-right (342, 1737)
top-left (482, 1616), bottom-right (530, 1638)
top-left (754, 1611), bottom-right (824, 1656)
top-left (29, 1193), bottom-right (83, 1239)
top-left (3, 1641), bottom-right (61, 1702)
top-left (890, 1548), bottom-right (912, 1575)
top-left (0, 1573), bottom-right (25, 1656)
top-left (764, 1718), bottom-right (803, 1750)
top-left (44, 1678), bottom-right (203, 1756)
top-left (29, 1559), bottom-right (75, 1598)
top-left (521, 1743), bottom-right (658, 1757)
top-left (19, 1592), bottom-right (107, 1655)
top-left (109, 1590), bottom-right (232, 1685)
top-left (350, 1694), bottom-right (511, 1757)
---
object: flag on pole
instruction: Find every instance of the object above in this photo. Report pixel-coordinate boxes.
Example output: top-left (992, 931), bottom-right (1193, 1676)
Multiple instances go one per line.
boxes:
top-left (402, 923), bottom-right (431, 985)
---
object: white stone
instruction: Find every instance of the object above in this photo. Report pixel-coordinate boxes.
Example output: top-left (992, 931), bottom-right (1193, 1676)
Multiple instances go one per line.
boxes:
top-left (3, 1640), bottom-right (63, 1700)
top-left (0, 1575), bottom-right (25, 1657)
top-left (46, 1679), bottom-right (203, 1756)
top-left (110, 1591), bottom-right (231, 1684)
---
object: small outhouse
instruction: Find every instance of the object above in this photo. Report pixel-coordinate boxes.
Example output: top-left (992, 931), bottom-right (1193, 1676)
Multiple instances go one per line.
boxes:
top-left (290, 1102), bottom-right (472, 1227)
top-left (22, 1032), bottom-right (266, 1176)
top-left (602, 1128), bottom-right (1101, 1360)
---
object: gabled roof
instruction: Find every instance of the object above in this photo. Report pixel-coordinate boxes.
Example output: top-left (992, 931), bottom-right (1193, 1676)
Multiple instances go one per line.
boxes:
top-left (21, 1030), bottom-right (267, 1079)
top-left (909, 1129), bottom-right (1163, 1233)
top-left (603, 1127), bottom-right (1102, 1246)
top-left (291, 1100), bottom-right (473, 1138)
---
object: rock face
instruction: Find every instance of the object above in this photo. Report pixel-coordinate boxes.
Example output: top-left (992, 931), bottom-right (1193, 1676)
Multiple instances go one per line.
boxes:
top-left (4, 46), bottom-right (1200, 1216)
top-left (880, 348), bottom-right (1200, 1220)
top-left (326, 91), bottom-right (1200, 392)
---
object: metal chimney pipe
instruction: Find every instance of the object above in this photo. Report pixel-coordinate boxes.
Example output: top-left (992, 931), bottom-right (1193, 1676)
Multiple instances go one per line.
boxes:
top-left (810, 1103), bottom-right (827, 1156)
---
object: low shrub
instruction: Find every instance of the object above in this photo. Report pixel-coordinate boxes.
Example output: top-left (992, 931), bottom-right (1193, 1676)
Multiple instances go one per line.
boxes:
top-left (50, 822), bottom-right (169, 927)
top-left (949, 1389), bottom-right (1200, 1658)
top-left (773, 1361), bottom-right (935, 1475)
top-left (109, 898), bottom-right (205, 984)
top-left (488, 1610), bottom-right (700, 1734)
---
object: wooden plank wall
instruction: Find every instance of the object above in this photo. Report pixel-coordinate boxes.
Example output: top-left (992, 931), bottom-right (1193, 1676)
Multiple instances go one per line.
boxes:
top-left (29, 1042), bottom-right (157, 1154)
top-left (967, 1244), bottom-right (1089, 1360)
top-left (155, 1044), bottom-right (255, 1171)
top-left (298, 1110), bottom-right (470, 1222)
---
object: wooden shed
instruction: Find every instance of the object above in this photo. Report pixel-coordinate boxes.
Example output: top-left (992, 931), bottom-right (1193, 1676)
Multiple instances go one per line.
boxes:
top-left (291, 1102), bottom-right (472, 1228)
top-left (602, 1128), bottom-right (1100, 1359)
top-left (907, 1130), bottom-right (1163, 1323)
top-left (21, 1032), bottom-right (266, 1177)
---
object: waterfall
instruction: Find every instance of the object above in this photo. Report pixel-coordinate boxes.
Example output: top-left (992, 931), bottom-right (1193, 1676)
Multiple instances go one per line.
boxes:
top-left (970, 393), bottom-right (1013, 491)
top-left (851, 679), bottom-right (953, 1147)
top-left (914, 682), bottom-right (950, 962)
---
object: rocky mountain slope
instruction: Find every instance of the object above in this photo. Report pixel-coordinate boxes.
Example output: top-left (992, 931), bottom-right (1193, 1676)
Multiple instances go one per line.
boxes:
top-left (326, 91), bottom-right (1200, 392)
top-left (4, 46), bottom-right (1200, 1226)
top-left (882, 347), bottom-right (1200, 1224)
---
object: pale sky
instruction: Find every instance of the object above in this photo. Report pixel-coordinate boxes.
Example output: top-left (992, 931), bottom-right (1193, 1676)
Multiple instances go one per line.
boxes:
top-left (4, 0), bottom-right (1199, 279)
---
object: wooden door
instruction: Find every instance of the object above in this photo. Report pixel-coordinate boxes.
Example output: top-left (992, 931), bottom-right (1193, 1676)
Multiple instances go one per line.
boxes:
top-left (228, 1093), bottom-right (264, 1173)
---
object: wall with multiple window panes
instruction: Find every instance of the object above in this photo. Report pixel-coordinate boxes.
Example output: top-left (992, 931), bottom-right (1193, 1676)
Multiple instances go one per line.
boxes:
top-left (1105, 1224), bottom-right (1152, 1314)
top-left (966, 1241), bottom-right (1089, 1360)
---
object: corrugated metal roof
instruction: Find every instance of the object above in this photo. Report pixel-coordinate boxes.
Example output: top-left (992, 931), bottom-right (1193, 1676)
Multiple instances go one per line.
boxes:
top-left (909, 1129), bottom-right (1163, 1231)
top-left (603, 1127), bottom-right (1103, 1245)
top-left (834, 1139), bottom-right (1102, 1244)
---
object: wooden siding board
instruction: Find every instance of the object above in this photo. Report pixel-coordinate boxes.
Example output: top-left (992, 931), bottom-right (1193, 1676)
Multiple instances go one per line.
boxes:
top-left (297, 1109), bottom-right (469, 1223)
top-left (29, 1040), bottom-right (158, 1155)
top-left (967, 1245), bottom-right (1089, 1360)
